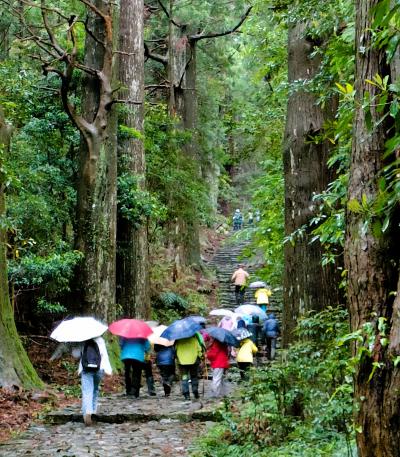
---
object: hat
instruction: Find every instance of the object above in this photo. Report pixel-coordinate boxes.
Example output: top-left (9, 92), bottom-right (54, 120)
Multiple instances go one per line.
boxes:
top-left (235, 209), bottom-right (240, 213)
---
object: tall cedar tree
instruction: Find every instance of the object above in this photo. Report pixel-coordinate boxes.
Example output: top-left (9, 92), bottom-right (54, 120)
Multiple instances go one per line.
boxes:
top-left (345, 2), bottom-right (400, 455)
top-left (116, 0), bottom-right (150, 318)
top-left (75, 0), bottom-right (118, 321)
top-left (282, 22), bottom-right (342, 346)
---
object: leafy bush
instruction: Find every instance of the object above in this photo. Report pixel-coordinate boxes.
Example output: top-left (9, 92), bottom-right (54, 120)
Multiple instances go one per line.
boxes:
top-left (8, 250), bottom-right (83, 315)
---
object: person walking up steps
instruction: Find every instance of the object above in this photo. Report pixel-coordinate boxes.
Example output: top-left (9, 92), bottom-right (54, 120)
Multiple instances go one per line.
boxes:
top-left (232, 209), bottom-right (243, 231)
top-left (154, 344), bottom-right (175, 397)
top-left (50, 337), bottom-right (112, 426)
top-left (175, 335), bottom-right (203, 400)
top-left (120, 337), bottom-right (150, 398)
top-left (206, 338), bottom-right (230, 397)
top-left (231, 264), bottom-right (249, 306)
top-left (236, 332), bottom-right (257, 380)
top-left (254, 286), bottom-right (272, 312)
top-left (263, 313), bottom-right (280, 361)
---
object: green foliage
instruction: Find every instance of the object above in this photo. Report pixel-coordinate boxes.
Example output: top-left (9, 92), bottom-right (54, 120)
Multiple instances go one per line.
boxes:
top-left (8, 250), bottom-right (83, 314)
top-left (117, 173), bottom-right (166, 228)
top-left (145, 104), bottom-right (211, 226)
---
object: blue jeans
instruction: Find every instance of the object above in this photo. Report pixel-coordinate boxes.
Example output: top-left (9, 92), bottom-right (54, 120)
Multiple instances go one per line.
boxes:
top-left (81, 370), bottom-right (104, 415)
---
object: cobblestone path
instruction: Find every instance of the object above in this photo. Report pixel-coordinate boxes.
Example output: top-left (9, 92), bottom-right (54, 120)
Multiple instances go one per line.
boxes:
top-left (0, 381), bottom-right (231, 457)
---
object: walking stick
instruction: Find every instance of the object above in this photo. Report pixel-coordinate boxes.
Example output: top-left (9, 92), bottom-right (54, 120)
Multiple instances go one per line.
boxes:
top-left (202, 354), bottom-right (208, 398)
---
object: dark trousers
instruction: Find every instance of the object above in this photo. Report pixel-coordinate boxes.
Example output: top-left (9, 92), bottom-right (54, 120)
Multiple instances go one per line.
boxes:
top-left (237, 362), bottom-right (252, 380)
top-left (266, 337), bottom-right (277, 360)
top-left (235, 285), bottom-right (246, 306)
top-left (158, 364), bottom-right (175, 396)
top-left (124, 359), bottom-right (145, 397)
top-left (144, 360), bottom-right (156, 395)
top-left (179, 362), bottom-right (199, 398)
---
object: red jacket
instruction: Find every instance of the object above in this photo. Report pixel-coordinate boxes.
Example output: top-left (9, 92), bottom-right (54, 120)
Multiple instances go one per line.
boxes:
top-left (206, 340), bottom-right (230, 369)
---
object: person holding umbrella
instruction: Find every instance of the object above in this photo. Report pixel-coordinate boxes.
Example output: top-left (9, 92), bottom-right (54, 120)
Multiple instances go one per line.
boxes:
top-left (50, 317), bottom-right (112, 426)
top-left (149, 325), bottom-right (176, 397)
top-left (161, 318), bottom-right (203, 401)
top-left (206, 327), bottom-right (238, 397)
top-left (108, 319), bottom-right (153, 398)
top-left (176, 335), bottom-right (203, 400)
top-left (235, 329), bottom-right (258, 380)
top-left (254, 286), bottom-right (272, 313)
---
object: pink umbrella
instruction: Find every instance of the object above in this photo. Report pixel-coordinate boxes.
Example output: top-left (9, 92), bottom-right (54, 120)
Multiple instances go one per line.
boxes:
top-left (109, 319), bottom-right (153, 339)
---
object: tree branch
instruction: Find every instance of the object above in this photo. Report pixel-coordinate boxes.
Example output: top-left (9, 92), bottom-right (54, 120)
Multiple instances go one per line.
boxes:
top-left (157, 0), bottom-right (181, 27)
top-left (144, 42), bottom-right (168, 65)
top-left (189, 6), bottom-right (252, 41)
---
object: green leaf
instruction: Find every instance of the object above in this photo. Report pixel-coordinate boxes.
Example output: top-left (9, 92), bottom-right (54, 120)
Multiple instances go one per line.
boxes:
top-left (348, 198), bottom-right (362, 213)
top-left (382, 215), bottom-right (390, 233)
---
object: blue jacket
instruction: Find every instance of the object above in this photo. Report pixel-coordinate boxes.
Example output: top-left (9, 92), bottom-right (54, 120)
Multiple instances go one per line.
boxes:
top-left (120, 338), bottom-right (150, 362)
top-left (154, 345), bottom-right (175, 366)
top-left (263, 314), bottom-right (280, 338)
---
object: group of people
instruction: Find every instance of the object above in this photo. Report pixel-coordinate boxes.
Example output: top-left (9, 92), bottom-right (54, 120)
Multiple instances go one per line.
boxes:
top-left (232, 208), bottom-right (261, 231)
top-left (50, 309), bottom-right (279, 426)
top-left (231, 264), bottom-right (271, 309)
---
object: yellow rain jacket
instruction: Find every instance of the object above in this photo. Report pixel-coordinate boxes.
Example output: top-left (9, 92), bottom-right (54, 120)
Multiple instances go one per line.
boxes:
top-left (176, 336), bottom-right (202, 365)
top-left (236, 338), bottom-right (258, 363)
top-left (255, 288), bottom-right (272, 305)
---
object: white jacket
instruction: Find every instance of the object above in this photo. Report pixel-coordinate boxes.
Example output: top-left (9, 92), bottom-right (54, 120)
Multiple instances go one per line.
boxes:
top-left (75, 337), bottom-right (112, 375)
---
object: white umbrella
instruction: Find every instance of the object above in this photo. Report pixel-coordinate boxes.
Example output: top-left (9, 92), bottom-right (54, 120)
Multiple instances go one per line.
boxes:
top-left (249, 281), bottom-right (267, 289)
top-left (50, 317), bottom-right (108, 343)
top-left (145, 320), bottom-right (160, 328)
top-left (148, 325), bottom-right (174, 347)
top-left (235, 305), bottom-right (267, 319)
top-left (209, 309), bottom-right (234, 317)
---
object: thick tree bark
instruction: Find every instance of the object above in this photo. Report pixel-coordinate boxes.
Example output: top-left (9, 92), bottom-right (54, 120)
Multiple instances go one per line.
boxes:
top-left (168, 25), bottom-right (201, 269)
top-left (75, 0), bottom-right (117, 322)
top-left (282, 22), bottom-right (342, 346)
top-left (0, 110), bottom-right (42, 388)
top-left (345, 2), bottom-right (400, 455)
top-left (116, 0), bottom-right (150, 319)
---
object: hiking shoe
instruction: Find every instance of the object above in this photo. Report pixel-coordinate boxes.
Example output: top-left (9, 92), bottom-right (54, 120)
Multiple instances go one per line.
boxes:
top-left (83, 414), bottom-right (92, 426)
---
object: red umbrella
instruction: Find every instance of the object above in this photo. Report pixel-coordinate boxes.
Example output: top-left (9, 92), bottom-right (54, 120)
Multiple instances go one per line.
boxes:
top-left (109, 319), bottom-right (153, 339)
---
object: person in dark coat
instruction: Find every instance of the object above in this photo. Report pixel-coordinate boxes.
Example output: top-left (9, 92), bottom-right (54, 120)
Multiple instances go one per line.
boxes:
top-left (262, 314), bottom-right (280, 360)
top-left (154, 344), bottom-right (175, 397)
top-left (247, 315), bottom-right (261, 348)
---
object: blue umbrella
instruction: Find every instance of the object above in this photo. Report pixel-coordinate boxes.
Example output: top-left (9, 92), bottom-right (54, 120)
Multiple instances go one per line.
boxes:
top-left (206, 327), bottom-right (240, 347)
top-left (161, 317), bottom-right (202, 341)
top-left (188, 315), bottom-right (207, 324)
top-left (233, 328), bottom-right (252, 341)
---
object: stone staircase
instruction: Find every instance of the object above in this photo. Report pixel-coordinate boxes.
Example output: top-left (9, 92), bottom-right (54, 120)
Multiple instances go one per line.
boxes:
top-left (208, 238), bottom-right (282, 318)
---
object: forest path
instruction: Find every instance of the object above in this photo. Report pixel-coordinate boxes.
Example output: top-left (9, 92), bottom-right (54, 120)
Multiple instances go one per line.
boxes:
top-left (0, 380), bottom-right (231, 456)
top-left (1, 238), bottom-right (257, 457)
top-left (208, 234), bottom-right (282, 318)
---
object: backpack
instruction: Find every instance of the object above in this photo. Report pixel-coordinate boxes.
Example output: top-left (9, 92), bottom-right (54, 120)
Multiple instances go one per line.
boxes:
top-left (81, 339), bottom-right (101, 372)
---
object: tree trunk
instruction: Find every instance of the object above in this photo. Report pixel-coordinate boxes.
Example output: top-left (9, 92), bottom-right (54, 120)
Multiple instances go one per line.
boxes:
top-left (282, 22), bottom-right (342, 346)
top-left (167, 23), bottom-right (201, 270)
top-left (0, 110), bottom-right (42, 388)
top-left (75, 0), bottom-right (117, 322)
top-left (345, 2), bottom-right (400, 455)
top-left (116, 0), bottom-right (150, 319)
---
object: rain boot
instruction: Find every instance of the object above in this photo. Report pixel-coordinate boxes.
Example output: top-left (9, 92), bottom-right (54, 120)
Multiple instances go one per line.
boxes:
top-left (192, 377), bottom-right (199, 399)
top-left (147, 376), bottom-right (156, 396)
